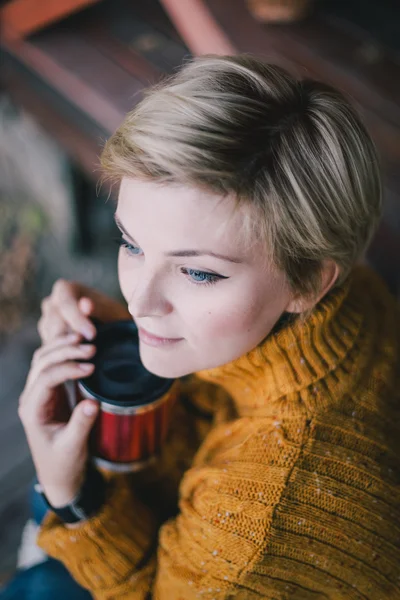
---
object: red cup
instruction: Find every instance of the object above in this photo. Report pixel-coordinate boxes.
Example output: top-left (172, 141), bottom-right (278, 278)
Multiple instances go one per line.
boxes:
top-left (65, 321), bottom-right (177, 472)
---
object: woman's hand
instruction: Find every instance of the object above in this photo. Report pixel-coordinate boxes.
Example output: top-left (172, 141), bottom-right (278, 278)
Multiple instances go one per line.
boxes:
top-left (38, 280), bottom-right (131, 344)
top-left (18, 333), bottom-right (98, 507)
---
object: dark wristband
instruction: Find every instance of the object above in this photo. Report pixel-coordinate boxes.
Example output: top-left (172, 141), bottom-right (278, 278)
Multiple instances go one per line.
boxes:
top-left (35, 462), bottom-right (107, 524)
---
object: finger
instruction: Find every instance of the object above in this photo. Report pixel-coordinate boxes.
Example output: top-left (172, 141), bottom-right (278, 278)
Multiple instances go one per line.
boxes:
top-left (20, 361), bottom-right (95, 417)
top-left (31, 333), bottom-right (81, 368)
top-left (28, 343), bottom-right (96, 388)
top-left (33, 334), bottom-right (91, 365)
top-left (79, 297), bottom-right (94, 316)
top-left (61, 400), bottom-right (99, 451)
top-left (27, 332), bottom-right (90, 394)
top-left (53, 280), bottom-right (96, 340)
top-left (38, 306), bottom-right (70, 344)
top-left (78, 289), bottom-right (130, 323)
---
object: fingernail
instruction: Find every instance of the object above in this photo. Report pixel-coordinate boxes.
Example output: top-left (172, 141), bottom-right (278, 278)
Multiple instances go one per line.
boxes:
top-left (79, 344), bottom-right (94, 352)
top-left (81, 326), bottom-right (95, 340)
top-left (83, 403), bottom-right (97, 416)
top-left (79, 363), bottom-right (93, 371)
top-left (68, 333), bottom-right (80, 341)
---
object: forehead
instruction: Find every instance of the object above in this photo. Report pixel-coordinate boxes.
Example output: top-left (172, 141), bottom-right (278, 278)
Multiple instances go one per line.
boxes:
top-left (117, 177), bottom-right (256, 252)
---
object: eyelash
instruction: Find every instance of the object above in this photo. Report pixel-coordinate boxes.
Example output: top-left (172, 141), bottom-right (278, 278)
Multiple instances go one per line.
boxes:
top-left (114, 237), bottom-right (225, 287)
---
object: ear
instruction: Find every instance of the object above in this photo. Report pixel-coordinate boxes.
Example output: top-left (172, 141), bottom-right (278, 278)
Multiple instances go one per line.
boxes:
top-left (285, 260), bottom-right (340, 314)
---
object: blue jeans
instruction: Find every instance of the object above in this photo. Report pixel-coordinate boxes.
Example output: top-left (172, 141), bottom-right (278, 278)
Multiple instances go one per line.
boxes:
top-left (0, 486), bottom-right (92, 600)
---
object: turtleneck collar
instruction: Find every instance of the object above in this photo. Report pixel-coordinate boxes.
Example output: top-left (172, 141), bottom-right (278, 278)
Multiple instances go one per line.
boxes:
top-left (195, 267), bottom-right (378, 417)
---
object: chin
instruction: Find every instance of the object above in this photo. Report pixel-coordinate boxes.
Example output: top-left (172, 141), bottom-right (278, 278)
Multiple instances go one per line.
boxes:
top-left (138, 345), bottom-right (193, 379)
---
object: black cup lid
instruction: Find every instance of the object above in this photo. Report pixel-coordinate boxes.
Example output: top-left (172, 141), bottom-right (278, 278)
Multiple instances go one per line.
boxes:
top-left (79, 320), bottom-right (175, 406)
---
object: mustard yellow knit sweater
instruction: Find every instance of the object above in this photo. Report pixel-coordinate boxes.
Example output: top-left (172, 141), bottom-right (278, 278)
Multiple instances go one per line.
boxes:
top-left (38, 266), bottom-right (400, 599)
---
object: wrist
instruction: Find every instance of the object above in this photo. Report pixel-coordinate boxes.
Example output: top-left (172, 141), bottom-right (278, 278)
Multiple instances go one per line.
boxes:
top-left (40, 475), bottom-right (85, 508)
top-left (36, 464), bottom-right (107, 524)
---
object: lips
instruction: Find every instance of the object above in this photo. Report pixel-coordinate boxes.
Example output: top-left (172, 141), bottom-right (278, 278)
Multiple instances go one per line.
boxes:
top-left (138, 327), bottom-right (183, 344)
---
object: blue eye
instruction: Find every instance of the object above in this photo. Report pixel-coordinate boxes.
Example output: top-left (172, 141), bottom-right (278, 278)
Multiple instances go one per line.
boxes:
top-left (114, 237), bottom-right (142, 256)
top-left (181, 268), bottom-right (225, 286)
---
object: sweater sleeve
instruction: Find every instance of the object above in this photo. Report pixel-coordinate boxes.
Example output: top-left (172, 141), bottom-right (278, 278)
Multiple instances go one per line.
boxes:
top-left (37, 410), bottom-right (308, 599)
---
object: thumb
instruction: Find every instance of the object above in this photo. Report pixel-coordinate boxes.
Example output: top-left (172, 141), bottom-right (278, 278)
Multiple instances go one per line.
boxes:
top-left (63, 401), bottom-right (99, 449)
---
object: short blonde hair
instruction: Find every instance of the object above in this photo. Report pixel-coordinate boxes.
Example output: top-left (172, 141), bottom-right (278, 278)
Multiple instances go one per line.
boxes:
top-left (101, 54), bottom-right (382, 297)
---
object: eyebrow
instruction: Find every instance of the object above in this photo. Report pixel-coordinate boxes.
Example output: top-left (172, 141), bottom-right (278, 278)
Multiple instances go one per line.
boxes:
top-left (114, 213), bottom-right (243, 264)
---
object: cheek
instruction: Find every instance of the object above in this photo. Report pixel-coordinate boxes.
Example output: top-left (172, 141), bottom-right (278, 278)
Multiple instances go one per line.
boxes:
top-left (189, 277), bottom-right (289, 344)
top-left (185, 289), bottom-right (263, 341)
top-left (203, 299), bottom-right (262, 338)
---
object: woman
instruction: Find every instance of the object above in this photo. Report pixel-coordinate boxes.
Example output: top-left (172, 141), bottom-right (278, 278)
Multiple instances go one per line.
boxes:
top-left (4, 55), bottom-right (400, 599)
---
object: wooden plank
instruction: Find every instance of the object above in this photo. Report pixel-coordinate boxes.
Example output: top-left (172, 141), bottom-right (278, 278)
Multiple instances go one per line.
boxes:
top-left (159, 0), bottom-right (235, 55)
top-left (99, 3), bottom-right (189, 74)
top-left (274, 18), bottom-right (400, 127)
top-left (318, 0), bottom-right (400, 57)
top-left (124, 0), bottom-right (186, 45)
top-left (0, 0), bottom-right (100, 38)
top-left (1, 32), bottom-right (124, 135)
top-left (87, 24), bottom-right (163, 86)
top-left (31, 30), bottom-right (145, 114)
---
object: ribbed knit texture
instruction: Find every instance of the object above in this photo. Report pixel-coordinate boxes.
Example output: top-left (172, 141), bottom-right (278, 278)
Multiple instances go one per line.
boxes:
top-left (38, 266), bottom-right (400, 599)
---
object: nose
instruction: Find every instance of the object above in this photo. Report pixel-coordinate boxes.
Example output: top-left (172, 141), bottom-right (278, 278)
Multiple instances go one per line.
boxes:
top-left (127, 270), bottom-right (172, 319)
